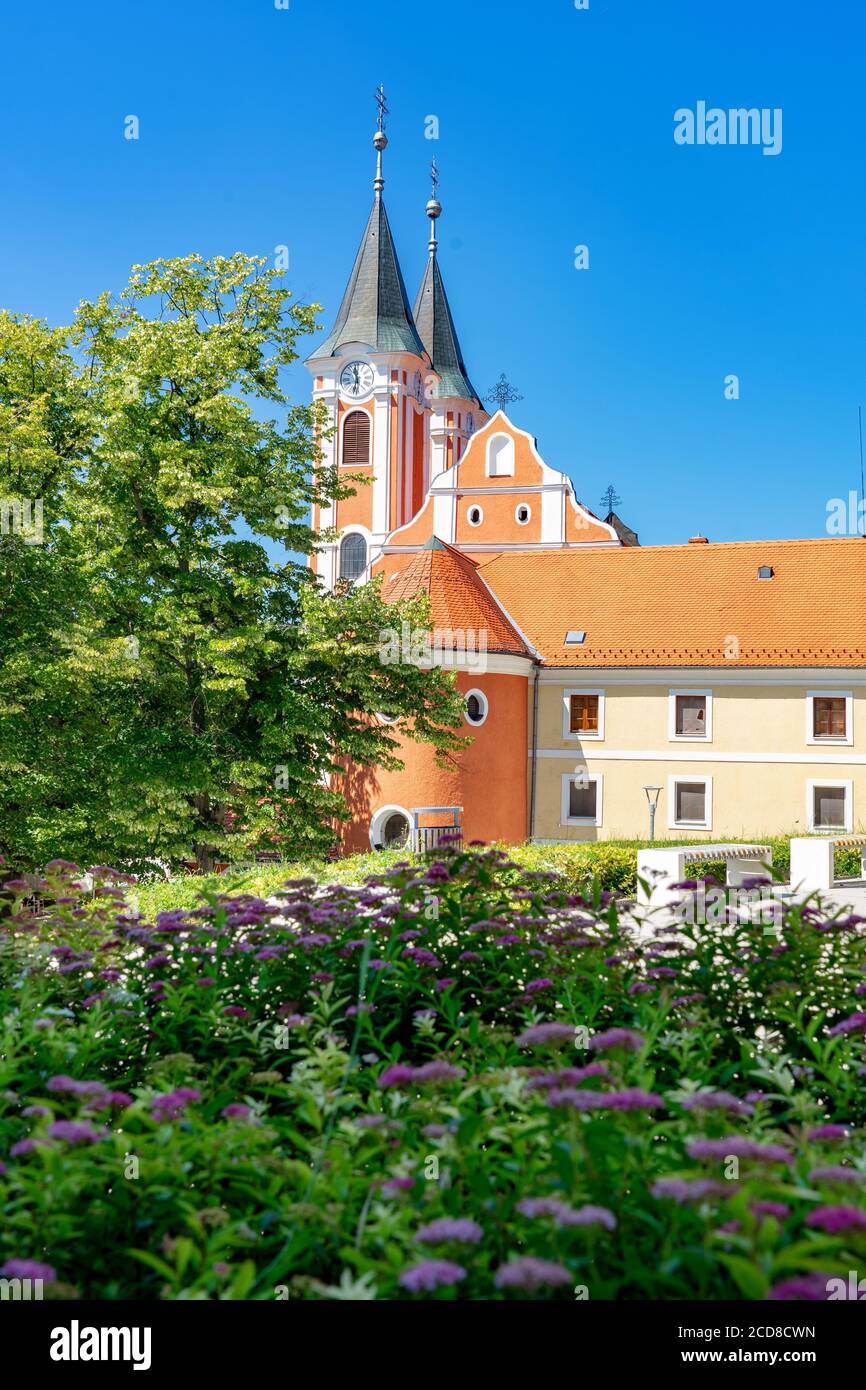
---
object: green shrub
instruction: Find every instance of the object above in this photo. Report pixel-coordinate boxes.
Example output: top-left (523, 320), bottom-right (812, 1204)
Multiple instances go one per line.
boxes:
top-left (1, 852), bottom-right (865, 1301)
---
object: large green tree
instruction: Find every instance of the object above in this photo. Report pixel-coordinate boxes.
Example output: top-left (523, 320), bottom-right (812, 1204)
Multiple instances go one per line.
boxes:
top-left (0, 256), bottom-right (465, 872)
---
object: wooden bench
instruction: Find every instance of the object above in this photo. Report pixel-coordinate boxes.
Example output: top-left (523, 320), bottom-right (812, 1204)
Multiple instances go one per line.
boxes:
top-left (637, 843), bottom-right (772, 910)
top-left (789, 836), bottom-right (866, 895)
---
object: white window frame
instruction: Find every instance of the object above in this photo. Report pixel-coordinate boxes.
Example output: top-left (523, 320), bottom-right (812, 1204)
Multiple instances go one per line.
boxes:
top-left (486, 432), bottom-right (515, 477)
top-left (515, 502), bottom-right (532, 525)
top-left (337, 527), bottom-right (370, 584)
top-left (806, 690), bottom-right (853, 747)
top-left (560, 771), bottom-right (603, 827)
top-left (668, 688), bottom-right (713, 743)
top-left (369, 804), bottom-right (413, 850)
top-left (339, 406), bottom-right (372, 465)
top-left (667, 775), bottom-right (713, 831)
top-left (806, 778), bottom-right (853, 833)
top-left (562, 688), bottom-right (605, 741)
top-left (466, 504), bottom-right (484, 527)
top-left (463, 688), bottom-right (489, 727)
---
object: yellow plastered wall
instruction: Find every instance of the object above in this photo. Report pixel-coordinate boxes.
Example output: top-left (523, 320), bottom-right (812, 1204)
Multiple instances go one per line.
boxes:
top-left (530, 679), bottom-right (866, 841)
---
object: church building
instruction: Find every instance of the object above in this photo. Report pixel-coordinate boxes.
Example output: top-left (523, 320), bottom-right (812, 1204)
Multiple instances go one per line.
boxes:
top-left (305, 100), bottom-right (866, 854)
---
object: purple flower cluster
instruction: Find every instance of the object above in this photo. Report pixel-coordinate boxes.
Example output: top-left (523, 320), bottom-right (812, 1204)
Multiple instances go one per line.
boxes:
top-left (514, 1022), bottom-right (574, 1046)
top-left (493, 1257), bottom-right (572, 1291)
top-left (414, 1217), bottom-right (483, 1245)
top-left (151, 1087), bottom-right (201, 1122)
top-left (587, 1027), bottom-right (645, 1053)
top-left (686, 1137), bottom-right (793, 1165)
top-left (805, 1205), bottom-right (866, 1234)
top-left (650, 1178), bottom-right (730, 1203)
top-left (681, 1091), bottom-right (754, 1118)
top-left (807, 1124), bottom-right (850, 1141)
top-left (378, 1060), bottom-right (464, 1088)
top-left (399, 1259), bottom-right (466, 1292)
top-left (517, 1197), bottom-right (616, 1231)
top-left (548, 1086), bottom-right (663, 1112)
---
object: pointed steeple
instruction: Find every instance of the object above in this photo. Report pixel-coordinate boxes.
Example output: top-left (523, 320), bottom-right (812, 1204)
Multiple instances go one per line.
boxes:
top-left (308, 87), bottom-right (425, 361)
top-left (412, 160), bottom-right (481, 406)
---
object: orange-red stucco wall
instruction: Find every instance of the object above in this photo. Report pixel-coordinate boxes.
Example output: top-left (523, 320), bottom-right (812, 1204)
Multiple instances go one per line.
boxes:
top-left (336, 671), bottom-right (528, 854)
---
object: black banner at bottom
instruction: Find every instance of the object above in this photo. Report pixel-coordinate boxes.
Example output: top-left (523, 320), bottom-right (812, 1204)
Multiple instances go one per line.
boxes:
top-left (3, 1297), bottom-right (860, 1376)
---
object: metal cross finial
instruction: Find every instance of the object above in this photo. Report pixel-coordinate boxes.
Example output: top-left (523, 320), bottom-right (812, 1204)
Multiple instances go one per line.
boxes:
top-left (430, 155), bottom-right (439, 197)
top-left (600, 483), bottom-right (621, 514)
top-left (485, 373), bottom-right (524, 411)
top-left (375, 83), bottom-right (388, 132)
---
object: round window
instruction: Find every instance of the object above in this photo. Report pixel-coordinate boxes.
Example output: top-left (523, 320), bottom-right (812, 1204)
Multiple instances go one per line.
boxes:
top-left (467, 505), bottom-right (483, 527)
top-left (381, 812), bottom-right (410, 847)
top-left (464, 689), bottom-right (488, 726)
top-left (515, 503), bottom-right (531, 525)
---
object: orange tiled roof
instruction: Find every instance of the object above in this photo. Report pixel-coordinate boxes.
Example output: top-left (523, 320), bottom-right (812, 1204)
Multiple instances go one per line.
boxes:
top-left (385, 537), bottom-right (533, 657)
top-left (477, 537), bottom-right (866, 667)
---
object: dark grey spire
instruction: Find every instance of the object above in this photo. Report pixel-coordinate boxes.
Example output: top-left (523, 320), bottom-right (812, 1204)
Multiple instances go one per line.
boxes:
top-left (412, 162), bottom-right (481, 405)
top-left (308, 89), bottom-right (425, 362)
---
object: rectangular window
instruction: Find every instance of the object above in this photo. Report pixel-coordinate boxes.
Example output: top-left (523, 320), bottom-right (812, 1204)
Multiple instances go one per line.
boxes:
top-left (563, 689), bottom-right (605, 740)
top-left (813, 697), bottom-right (846, 740)
top-left (668, 775), bottom-right (712, 830)
top-left (569, 694), bottom-right (599, 734)
top-left (561, 772), bottom-right (603, 826)
top-left (806, 691), bottom-right (853, 746)
top-left (676, 781), bottom-right (705, 822)
top-left (669, 689), bottom-right (713, 741)
top-left (812, 784), bottom-right (847, 830)
top-left (569, 781), bottom-right (597, 819)
top-left (675, 694), bottom-right (706, 737)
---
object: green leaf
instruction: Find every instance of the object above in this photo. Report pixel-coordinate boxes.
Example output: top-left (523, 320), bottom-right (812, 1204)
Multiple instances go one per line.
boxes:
top-left (717, 1254), bottom-right (769, 1300)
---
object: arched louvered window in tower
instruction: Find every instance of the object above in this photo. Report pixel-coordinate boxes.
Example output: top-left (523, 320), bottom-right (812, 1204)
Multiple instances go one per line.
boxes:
top-left (339, 533), bottom-right (368, 581)
top-left (342, 410), bottom-right (371, 466)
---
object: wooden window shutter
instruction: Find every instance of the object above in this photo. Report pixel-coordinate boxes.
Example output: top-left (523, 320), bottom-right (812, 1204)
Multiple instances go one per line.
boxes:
top-left (569, 694), bottom-right (599, 733)
top-left (814, 697), bottom-right (846, 739)
top-left (342, 411), bottom-right (370, 466)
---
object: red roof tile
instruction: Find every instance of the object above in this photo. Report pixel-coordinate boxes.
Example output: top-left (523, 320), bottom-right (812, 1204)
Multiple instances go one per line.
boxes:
top-left (478, 537), bottom-right (866, 666)
top-left (384, 537), bottom-right (533, 657)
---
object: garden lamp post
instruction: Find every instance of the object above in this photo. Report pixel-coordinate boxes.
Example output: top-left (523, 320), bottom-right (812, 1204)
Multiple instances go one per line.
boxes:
top-left (643, 785), bottom-right (662, 840)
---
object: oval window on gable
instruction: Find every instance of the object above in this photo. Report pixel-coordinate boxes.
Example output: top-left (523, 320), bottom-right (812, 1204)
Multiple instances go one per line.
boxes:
top-left (339, 532), bottom-right (367, 581)
top-left (342, 410), bottom-right (371, 466)
top-left (464, 689), bottom-right (488, 726)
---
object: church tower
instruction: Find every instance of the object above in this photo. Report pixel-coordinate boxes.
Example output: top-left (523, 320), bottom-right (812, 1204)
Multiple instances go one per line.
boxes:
top-left (305, 88), bottom-right (432, 589)
top-left (413, 160), bottom-right (488, 478)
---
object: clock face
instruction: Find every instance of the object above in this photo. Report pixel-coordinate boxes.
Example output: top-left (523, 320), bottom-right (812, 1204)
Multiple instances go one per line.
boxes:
top-left (340, 360), bottom-right (374, 398)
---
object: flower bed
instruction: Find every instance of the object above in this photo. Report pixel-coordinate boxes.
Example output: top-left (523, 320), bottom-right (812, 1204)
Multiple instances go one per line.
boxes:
top-left (1, 850), bottom-right (865, 1300)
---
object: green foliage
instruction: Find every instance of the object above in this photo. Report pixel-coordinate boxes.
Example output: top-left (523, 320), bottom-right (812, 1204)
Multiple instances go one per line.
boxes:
top-left (133, 836), bottom-right (863, 918)
top-left (0, 258), bottom-right (465, 873)
top-left (1, 852), bottom-right (865, 1301)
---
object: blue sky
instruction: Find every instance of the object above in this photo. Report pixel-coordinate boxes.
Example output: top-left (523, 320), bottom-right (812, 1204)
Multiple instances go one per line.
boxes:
top-left (2, 0), bottom-right (865, 546)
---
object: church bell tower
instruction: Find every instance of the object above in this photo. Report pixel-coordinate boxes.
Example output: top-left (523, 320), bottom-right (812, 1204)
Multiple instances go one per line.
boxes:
top-left (305, 87), bottom-right (432, 588)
